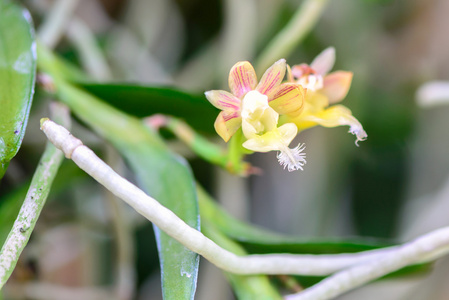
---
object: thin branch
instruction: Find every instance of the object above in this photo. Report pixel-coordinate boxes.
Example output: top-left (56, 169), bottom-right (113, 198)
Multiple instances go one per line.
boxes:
top-left (255, 0), bottom-right (329, 73)
top-left (37, 0), bottom-right (79, 48)
top-left (285, 227), bottom-right (449, 300)
top-left (66, 18), bottom-right (112, 81)
top-left (0, 103), bottom-right (71, 289)
top-left (40, 119), bottom-right (449, 280)
top-left (104, 146), bottom-right (135, 300)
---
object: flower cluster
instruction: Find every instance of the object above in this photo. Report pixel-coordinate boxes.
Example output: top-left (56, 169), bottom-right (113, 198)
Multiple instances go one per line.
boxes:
top-left (205, 47), bottom-right (367, 172)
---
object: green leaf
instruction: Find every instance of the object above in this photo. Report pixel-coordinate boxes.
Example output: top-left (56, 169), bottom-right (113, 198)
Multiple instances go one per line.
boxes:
top-left (37, 43), bottom-right (200, 300)
top-left (79, 83), bottom-right (218, 133)
top-left (198, 186), bottom-right (392, 252)
top-left (201, 220), bottom-right (282, 300)
top-left (198, 187), bottom-right (431, 279)
top-left (0, 1), bottom-right (36, 179)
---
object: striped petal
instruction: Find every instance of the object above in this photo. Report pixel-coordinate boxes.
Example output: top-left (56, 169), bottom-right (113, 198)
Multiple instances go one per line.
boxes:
top-left (228, 61), bottom-right (258, 98)
top-left (205, 90), bottom-right (241, 111)
top-left (322, 71), bottom-right (353, 104)
top-left (269, 83), bottom-right (306, 117)
top-left (256, 59), bottom-right (286, 96)
top-left (214, 111), bottom-right (242, 142)
top-left (286, 64), bottom-right (295, 82)
top-left (310, 47), bottom-right (335, 76)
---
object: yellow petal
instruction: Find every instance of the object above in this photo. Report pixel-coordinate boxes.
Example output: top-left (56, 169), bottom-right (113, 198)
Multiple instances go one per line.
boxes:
top-left (276, 123), bottom-right (298, 146)
top-left (256, 59), bottom-right (286, 96)
top-left (242, 123), bottom-right (297, 153)
top-left (242, 134), bottom-right (278, 152)
top-left (322, 71), bottom-right (353, 104)
top-left (214, 111), bottom-right (242, 142)
top-left (205, 90), bottom-right (241, 111)
top-left (298, 104), bottom-right (367, 144)
top-left (269, 83), bottom-right (306, 117)
top-left (228, 61), bottom-right (258, 98)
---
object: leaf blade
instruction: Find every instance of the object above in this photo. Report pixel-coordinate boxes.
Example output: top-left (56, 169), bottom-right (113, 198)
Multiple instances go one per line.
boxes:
top-left (0, 1), bottom-right (36, 178)
top-left (37, 43), bottom-right (200, 299)
top-left (79, 83), bottom-right (218, 133)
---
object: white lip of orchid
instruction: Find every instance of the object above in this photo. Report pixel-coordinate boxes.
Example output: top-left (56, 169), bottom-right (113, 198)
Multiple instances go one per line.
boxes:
top-left (241, 90), bottom-right (278, 138)
top-left (277, 143), bottom-right (307, 172)
top-left (298, 74), bottom-right (324, 92)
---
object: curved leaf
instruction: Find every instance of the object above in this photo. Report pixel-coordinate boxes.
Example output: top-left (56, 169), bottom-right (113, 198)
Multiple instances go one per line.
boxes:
top-left (198, 187), bottom-right (391, 252)
top-left (37, 43), bottom-right (200, 300)
top-left (79, 83), bottom-right (217, 133)
top-left (0, 1), bottom-right (36, 179)
top-left (198, 187), bottom-right (431, 280)
top-left (201, 220), bottom-right (282, 300)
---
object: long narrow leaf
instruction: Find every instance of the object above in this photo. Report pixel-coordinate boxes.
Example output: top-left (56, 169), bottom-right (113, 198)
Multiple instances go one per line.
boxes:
top-left (37, 43), bottom-right (200, 300)
top-left (79, 83), bottom-right (217, 133)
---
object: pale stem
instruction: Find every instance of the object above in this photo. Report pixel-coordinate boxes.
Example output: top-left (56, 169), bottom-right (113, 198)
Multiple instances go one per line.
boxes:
top-left (286, 227), bottom-right (449, 300)
top-left (37, 0), bottom-right (79, 48)
top-left (40, 119), bottom-right (449, 282)
top-left (66, 18), bottom-right (112, 81)
top-left (220, 0), bottom-right (258, 81)
top-left (255, 0), bottom-right (330, 73)
top-left (0, 103), bottom-right (71, 289)
top-left (104, 146), bottom-right (135, 300)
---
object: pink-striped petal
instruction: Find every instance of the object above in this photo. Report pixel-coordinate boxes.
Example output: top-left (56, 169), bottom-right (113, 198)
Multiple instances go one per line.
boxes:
top-left (214, 111), bottom-right (242, 142)
top-left (310, 47), bottom-right (335, 76)
top-left (256, 59), bottom-right (286, 96)
top-left (286, 64), bottom-right (295, 82)
top-left (322, 71), bottom-right (353, 104)
top-left (268, 83), bottom-right (306, 117)
top-left (228, 61), bottom-right (258, 99)
top-left (205, 90), bottom-right (241, 111)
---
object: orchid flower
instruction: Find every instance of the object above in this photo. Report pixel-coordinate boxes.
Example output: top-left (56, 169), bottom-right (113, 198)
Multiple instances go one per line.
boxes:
top-left (287, 47), bottom-right (367, 145)
top-left (205, 60), bottom-right (307, 171)
top-left (240, 90), bottom-right (306, 171)
top-left (205, 59), bottom-right (306, 142)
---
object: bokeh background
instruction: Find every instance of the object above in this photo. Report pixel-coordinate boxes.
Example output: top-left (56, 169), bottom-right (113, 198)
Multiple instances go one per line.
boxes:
top-left (1, 0), bottom-right (449, 299)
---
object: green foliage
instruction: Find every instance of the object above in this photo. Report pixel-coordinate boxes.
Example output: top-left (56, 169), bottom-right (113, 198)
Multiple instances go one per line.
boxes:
top-left (0, 1), bottom-right (36, 178)
top-left (80, 83), bottom-right (217, 134)
top-left (37, 43), bottom-right (200, 300)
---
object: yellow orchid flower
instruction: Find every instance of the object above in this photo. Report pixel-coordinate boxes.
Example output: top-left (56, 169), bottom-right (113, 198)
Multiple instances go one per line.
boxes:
top-left (240, 90), bottom-right (306, 171)
top-left (205, 59), bottom-right (306, 142)
top-left (286, 47), bottom-right (367, 145)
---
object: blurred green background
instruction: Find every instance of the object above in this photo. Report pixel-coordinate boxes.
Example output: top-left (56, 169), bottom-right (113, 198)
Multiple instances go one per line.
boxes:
top-left (2, 0), bottom-right (449, 299)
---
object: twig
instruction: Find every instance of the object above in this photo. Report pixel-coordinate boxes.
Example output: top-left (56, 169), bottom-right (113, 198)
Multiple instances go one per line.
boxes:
top-left (37, 0), bottom-right (79, 48)
top-left (104, 146), bottom-right (135, 300)
top-left (255, 0), bottom-right (329, 73)
top-left (0, 103), bottom-right (71, 289)
top-left (66, 18), bottom-right (112, 81)
top-left (40, 119), bottom-right (449, 280)
top-left (285, 227), bottom-right (449, 300)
